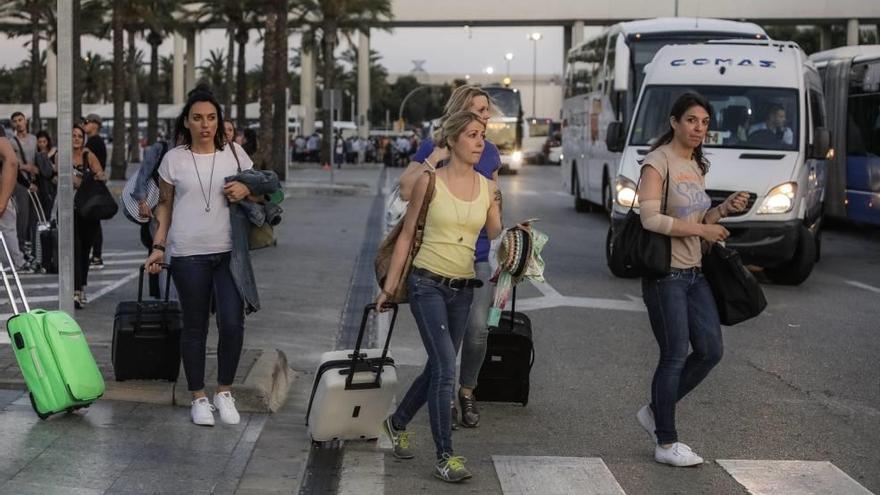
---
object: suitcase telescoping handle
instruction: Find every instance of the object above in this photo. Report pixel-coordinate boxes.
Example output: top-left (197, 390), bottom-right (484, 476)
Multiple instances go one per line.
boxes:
top-left (344, 302), bottom-right (399, 390)
top-left (134, 264), bottom-right (172, 334)
top-left (137, 264), bottom-right (172, 304)
top-left (27, 190), bottom-right (47, 225)
top-left (0, 231), bottom-right (29, 315)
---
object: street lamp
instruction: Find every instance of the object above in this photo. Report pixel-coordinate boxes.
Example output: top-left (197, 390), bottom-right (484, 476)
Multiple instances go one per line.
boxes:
top-left (504, 52), bottom-right (514, 77)
top-left (529, 32), bottom-right (542, 117)
top-left (485, 66), bottom-right (495, 75)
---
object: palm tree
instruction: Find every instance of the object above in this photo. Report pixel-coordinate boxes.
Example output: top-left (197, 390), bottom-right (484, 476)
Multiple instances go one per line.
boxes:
top-left (140, 0), bottom-right (177, 144)
top-left (185, 0), bottom-right (259, 127)
top-left (110, 0), bottom-right (126, 179)
top-left (81, 52), bottom-right (111, 103)
top-left (0, 0), bottom-right (55, 131)
top-left (255, 7), bottom-right (278, 170)
top-left (198, 49), bottom-right (228, 91)
top-left (296, 0), bottom-right (393, 165)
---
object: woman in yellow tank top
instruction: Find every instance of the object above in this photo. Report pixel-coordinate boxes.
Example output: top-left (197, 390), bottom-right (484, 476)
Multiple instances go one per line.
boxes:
top-left (375, 111), bottom-right (503, 482)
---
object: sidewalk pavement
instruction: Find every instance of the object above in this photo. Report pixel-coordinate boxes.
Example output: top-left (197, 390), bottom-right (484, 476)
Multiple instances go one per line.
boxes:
top-left (0, 164), bottom-right (387, 494)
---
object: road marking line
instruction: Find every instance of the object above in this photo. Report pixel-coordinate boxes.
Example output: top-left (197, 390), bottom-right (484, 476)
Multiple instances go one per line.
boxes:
top-left (15, 280), bottom-right (116, 291)
top-left (98, 251), bottom-right (147, 258)
top-left (88, 271), bottom-right (140, 303)
top-left (717, 460), bottom-right (874, 495)
top-left (337, 446), bottom-right (385, 495)
top-left (100, 258), bottom-right (146, 267)
top-left (845, 280), bottom-right (880, 295)
top-left (493, 455), bottom-right (626, 495)
top-left (515, 295), bottom-right (645, 313)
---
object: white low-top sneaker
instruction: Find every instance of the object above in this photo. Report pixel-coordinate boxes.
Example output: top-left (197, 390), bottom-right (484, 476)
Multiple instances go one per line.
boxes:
top-left (637, 405), bottom-right (658, 444)
top-left (655, 442), bottom-right (704, 467)
top-left (213, 391), bottom-right (240, 425)
top-left (191, 397), bottom-right (215, 426)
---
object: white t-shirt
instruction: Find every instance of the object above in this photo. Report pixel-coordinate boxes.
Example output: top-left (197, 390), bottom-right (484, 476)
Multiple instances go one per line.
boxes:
top-left (158, 142), bottom-right (253, 257)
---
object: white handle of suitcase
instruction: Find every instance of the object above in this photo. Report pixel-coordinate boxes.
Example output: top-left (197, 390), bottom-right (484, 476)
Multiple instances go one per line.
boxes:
top-left (27, 190), bottom-right (48, 225)
top-left (0, 231), bottom-right (29, 314)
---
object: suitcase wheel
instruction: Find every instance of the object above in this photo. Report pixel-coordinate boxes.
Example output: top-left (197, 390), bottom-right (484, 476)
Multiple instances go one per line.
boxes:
top-left (29, 393), bottom-right (50, 420)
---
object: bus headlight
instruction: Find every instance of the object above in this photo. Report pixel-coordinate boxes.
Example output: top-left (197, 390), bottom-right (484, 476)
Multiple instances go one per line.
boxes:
top-left (615, 175), bottom-right (639, 208)
top-left (511, 151), bottom-right (523, 164)
top-left (757, 182), bottom-right (797, 214)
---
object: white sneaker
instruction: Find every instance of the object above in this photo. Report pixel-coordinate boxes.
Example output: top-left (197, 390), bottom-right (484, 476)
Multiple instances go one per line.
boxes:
top-left (213, 391), bottom-right (240, 425)
top-left (191, 397), bottom-right (215, 426)
top-left (637, 405), bottom-right (658, 444)
top-left (655, 442), bottom-right (704, 467)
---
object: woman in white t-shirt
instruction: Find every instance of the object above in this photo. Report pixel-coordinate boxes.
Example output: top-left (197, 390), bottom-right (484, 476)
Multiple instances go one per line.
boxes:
top-left (145, 88), bottom-right (254, 427)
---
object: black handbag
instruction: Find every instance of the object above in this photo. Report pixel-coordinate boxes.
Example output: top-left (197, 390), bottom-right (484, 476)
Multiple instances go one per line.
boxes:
top-left (75, 174), bottom-right (118, 220)
top-left (702, 243), bottom-right (767, 326)
top-left (608, 172), bottom-right (671, 278)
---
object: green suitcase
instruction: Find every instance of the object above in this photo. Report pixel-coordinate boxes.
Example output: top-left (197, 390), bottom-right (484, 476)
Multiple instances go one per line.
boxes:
top-left (2, 234), bottom-right (105, 419)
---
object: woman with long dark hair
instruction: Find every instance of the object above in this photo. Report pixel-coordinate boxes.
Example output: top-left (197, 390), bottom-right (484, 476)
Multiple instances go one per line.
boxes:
top-left (72, 124), bottom-right (105, 308)
top-left (145, 87), bottom-right (257, 426)
top-left (635, 92), bottom-right (749, 466)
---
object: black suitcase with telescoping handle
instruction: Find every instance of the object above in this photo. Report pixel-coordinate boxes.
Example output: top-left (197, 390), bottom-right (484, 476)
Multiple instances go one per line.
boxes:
top-left (111, 265), bottom-right (182, 381)
top-left (474, 287), bottom-right (534, 406)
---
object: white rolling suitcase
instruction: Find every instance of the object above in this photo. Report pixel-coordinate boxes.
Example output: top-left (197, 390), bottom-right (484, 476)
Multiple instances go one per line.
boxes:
top-left (306, 303), bottom-right (399, 441)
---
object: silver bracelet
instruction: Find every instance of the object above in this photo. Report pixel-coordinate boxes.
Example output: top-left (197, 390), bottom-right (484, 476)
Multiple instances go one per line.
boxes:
top-left (423, 159), bottom-right (435, 171)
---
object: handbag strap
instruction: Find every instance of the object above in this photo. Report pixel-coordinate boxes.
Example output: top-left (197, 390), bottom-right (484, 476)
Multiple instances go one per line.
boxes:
top-left (633, 157), bottom-right (670, 215)
top-left (409, 171), bottom-right (435, 258)
top-left (229, 142), bottom-right (242, 173)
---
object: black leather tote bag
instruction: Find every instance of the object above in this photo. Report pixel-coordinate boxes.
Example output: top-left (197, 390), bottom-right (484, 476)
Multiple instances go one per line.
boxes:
top-left (608, 173), bottom-right (670, 279)
top-left (702, 243), bottom-right (767, 326)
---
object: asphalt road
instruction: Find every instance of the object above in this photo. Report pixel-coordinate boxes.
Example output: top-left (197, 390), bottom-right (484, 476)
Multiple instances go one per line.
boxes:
top-left (364, 164), bottom-right (880, 494)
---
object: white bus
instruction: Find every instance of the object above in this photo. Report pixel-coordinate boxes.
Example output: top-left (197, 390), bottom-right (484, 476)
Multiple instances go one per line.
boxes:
top-left (561, 17), bottom-right (768, 213)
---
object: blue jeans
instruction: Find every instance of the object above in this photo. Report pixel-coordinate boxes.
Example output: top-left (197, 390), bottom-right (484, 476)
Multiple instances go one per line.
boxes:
top-left (459, 262), bottom-right (493, 389)
top-left (642, 269), bottom-right (723, 445)
top-left (391, 271), bottom-right (474, 458)
top-left (170, 252), bottom-right (245, 392)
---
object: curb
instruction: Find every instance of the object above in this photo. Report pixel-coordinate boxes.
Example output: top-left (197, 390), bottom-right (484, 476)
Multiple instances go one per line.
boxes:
top-left (0, 348), bottom-right (293, 413)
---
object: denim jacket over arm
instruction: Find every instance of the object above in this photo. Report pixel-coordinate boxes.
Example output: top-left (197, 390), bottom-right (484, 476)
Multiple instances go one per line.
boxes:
top-left (226, 168), bottom-right (281, 314)
top-left (131, 141), bottom-right (167, 202)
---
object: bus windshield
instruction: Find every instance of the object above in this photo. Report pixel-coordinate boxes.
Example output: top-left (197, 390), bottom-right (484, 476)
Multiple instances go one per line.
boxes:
top-left (485, 87), bottom-right (522, 118)
top-left (630, 85), bottom-right (800, 151)
top-left (486, 121), bottom-right (518, 153)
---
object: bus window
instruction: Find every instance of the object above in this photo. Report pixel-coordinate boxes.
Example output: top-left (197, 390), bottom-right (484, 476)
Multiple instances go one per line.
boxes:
top-left (565, 37), bottom-right (605, 98)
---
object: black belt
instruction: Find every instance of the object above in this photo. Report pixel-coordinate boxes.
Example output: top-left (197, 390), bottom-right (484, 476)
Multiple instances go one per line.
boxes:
top-left (412, 268), bottom-right (483, 289)
top-left (670, 267), bottom-right (702, 274)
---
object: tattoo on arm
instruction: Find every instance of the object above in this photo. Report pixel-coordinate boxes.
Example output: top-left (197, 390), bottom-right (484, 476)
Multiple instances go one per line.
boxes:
top-left (493, 188), bottom-right (502, 212)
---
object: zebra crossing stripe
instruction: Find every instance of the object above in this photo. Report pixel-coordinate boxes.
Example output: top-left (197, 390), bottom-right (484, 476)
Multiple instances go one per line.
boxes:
top-left (492, 456), bottom-right (626, 495)
top-left (717, 460), bottom-right (874, 495)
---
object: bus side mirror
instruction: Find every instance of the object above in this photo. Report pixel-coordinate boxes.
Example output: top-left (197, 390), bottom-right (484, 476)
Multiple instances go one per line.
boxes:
top-left (606, 122), bottom-right (626, 153)
top-left (810, 127), bottom-right (831, 160)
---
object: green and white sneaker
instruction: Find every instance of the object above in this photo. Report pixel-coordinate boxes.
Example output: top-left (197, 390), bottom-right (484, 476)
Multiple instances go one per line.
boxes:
top-left (383, 416), bottom-right (414, 459)
top-left (434, 454), bottom-right (472, 483)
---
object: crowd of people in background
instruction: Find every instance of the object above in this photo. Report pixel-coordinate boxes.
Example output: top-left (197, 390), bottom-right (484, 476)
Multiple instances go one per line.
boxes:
top-left (291, 132), bottom-right (422, 168)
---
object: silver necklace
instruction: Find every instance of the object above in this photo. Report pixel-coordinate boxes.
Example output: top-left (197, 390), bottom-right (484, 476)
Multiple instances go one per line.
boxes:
top-left (450, 172), bottom-right (477, 243)
top-left (190, 149), bottom-right (216, 212)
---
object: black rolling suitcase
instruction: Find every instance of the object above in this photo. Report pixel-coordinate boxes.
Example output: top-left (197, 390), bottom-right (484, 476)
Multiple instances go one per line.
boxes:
top-left (111, 266), bottom-right (182, 381)
top-left (474, 287), bottom-right (534, 406)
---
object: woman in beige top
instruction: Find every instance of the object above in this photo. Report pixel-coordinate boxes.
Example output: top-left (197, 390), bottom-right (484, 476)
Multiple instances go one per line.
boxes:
top-left (635, 92), bottom-right (749, 467)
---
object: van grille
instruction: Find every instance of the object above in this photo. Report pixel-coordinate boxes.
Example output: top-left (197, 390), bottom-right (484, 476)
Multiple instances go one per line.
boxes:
top-left (705, 190), bottom-right (757, 217)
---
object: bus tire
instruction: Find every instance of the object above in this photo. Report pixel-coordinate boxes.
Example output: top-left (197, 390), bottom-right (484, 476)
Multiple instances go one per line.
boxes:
top-left (765, 225), bottom-right (816, 286)
top-left (574, 172), bottom-right (590, 213)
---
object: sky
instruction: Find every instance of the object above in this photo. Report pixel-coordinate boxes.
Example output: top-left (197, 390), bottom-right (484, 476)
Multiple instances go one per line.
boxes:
top-left (0, 25), bottom-right (601, 78)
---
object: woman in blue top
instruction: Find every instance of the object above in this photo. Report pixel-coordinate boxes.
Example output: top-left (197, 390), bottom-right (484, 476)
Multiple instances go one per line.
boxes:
top-left (399, 84), bottom-right (501, 429)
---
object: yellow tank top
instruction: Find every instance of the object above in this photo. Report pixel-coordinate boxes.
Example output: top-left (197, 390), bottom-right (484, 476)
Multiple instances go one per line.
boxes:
top-left (413, 174), bottom-right (490, 279)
